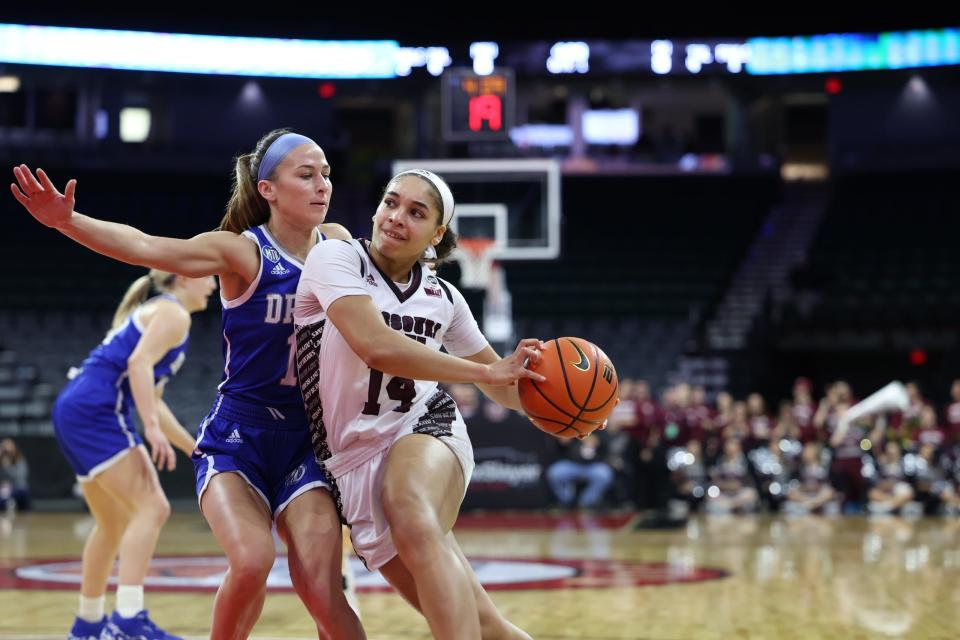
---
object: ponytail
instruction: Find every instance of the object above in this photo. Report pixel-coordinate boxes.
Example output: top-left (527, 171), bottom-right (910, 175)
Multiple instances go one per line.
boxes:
top-left (110, 270), bottom-right (176, 329)
top-left (219, 128), bottom-right (294, 233)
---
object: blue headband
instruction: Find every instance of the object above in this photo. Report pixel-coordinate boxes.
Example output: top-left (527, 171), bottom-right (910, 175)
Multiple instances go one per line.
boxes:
top-left (257, 133), bottom-right (317, 182)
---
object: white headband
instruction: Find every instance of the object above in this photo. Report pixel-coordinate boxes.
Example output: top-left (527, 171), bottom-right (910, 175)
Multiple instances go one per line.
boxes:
top-left (394, 170), bottom-right (455, 226)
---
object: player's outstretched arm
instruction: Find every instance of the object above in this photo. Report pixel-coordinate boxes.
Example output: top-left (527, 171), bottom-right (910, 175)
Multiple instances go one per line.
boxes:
top-left (11, 165), bottom-right (258, 279)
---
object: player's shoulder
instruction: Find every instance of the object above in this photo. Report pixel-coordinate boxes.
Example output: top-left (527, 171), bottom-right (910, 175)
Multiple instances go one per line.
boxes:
top-left (430, 273), bottom-right (459, 305)
top-left (152, 295), bottom-right (190, 318)
top-left (304, 237), bottom-right (366, 272)
top-left (320, 222), bottom-right (352, 241)
top-left (309, 236), bottom-right (361, 259)
top-left (145, 298), bottom-right (191, 332)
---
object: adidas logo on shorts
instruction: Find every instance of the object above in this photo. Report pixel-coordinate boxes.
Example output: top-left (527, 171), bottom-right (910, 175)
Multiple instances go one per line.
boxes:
top-left (226, 428), bottom-right (243, 444)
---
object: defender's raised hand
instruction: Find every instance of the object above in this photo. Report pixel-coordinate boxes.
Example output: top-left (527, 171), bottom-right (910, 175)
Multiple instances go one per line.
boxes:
top-left (11, 165), bottom-right (77, 228)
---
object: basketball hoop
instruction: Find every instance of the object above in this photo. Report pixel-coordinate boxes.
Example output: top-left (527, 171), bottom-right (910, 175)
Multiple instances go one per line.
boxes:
top-left (455, 238), bottom-right (497, 289)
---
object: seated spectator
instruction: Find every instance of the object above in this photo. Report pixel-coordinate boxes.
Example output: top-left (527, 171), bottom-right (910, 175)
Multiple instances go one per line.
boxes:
top-left (670, 439), bottom-right (708, 513)
top-left (909, 442), bottom-right (954, 515)
top-left (546, 432), bottom-right (615, 510)
top-left (868, 441), bottom-right (915, 515)
top-left (706, 438), bottom-right (758, 514)
top-left (0, 438), bottom-right (30, 513)
top-left (749, 437), bottom-right (796, 511)
top-left (785, 443), bottom-right (838, 515)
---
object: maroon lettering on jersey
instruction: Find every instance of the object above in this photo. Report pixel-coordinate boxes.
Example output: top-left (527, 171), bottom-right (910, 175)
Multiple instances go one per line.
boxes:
top-left (381, 312), bottom-right (442, 339)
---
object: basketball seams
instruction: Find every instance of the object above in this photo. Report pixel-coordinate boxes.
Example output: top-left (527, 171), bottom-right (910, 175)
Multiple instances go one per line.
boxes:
top-left (583, 346), bottom-right (618, 413)
top-left (565, 338), bottom-right (601, 427)
top-left (524, 412), bottom-right (603, 429)
top-left (585, 385), bottom-right (619, 413)
top-left (556, 338), bottom-right (589, 421)
top-left (525, 375), bottom-right (579, 421)
top-left (519, 336), bottom-right (616, 439)
top-left (524, 411), bottom-right (596, 437)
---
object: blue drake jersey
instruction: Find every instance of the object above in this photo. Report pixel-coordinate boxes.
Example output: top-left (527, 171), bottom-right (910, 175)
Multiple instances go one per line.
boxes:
top-left (80, 293), bottom-right (189, 408)
top-left (218, 224), bottom-right (324, 409)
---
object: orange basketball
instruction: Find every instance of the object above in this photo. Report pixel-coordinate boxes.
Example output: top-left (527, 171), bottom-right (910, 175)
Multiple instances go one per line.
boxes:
top-left (518, 337), bottom-right (619, 439)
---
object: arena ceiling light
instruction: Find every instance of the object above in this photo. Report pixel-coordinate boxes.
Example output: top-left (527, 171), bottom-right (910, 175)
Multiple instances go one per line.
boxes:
top-left (0, 23), bottom-right (399, 79)
top-left (0, 75), bottom-right (20, 92)
top-left (747, 28), bottom-right (960, 75)
top-left (119, 107), bottom-right (150, 143)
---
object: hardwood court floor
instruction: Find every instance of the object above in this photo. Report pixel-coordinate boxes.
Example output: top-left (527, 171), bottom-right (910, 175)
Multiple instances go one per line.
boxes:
top-left (1, 510), bottom-right (959, 639)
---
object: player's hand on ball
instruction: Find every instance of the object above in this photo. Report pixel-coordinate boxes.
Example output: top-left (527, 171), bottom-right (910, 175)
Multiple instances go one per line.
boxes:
top-left (485, 338), bottom-right (546, 386)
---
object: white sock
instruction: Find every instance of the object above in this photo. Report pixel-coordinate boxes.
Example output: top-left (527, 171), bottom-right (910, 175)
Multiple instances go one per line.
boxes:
top-left (78, 594), bottom-right (105, 622)
top-left (115, 584), bottom-right (144, 618)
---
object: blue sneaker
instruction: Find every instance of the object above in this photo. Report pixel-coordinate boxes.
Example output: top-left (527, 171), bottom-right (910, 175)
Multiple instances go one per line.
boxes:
top-left (67, 615), bottom-right (106, 640)
top-left (101, 610), bottom-right (182, 639)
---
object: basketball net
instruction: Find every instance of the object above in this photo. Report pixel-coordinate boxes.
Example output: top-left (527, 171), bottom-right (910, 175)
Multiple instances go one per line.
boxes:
top-left (455, 238), bottom-right (496, 290)
top-left (454, 238), bottom-right (513, 344)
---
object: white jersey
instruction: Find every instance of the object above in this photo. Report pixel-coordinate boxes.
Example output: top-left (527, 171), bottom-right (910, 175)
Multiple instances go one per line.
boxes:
top-left (294, 239), bottom-right (489, 479)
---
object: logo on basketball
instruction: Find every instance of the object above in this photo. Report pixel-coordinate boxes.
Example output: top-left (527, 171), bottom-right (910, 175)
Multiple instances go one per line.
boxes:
top-left (285, 464), bottom-right (306, 486)
top-left (602, 362), bottom-right (614, 383)
top-left (568, 340), bottom-right (591, 372)
top-left (262, 246), bottom-right (281, 264)
top-left (518, 337), bottom-right (619, 439)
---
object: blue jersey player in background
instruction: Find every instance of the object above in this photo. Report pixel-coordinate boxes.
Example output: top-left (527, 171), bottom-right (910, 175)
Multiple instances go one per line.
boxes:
top-left (52, 268), bottom-right (215, 640)
top-left (12, 129), bottom-right (365, 640)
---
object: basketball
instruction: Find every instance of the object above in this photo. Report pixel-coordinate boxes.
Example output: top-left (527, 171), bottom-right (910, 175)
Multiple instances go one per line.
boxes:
top-left (518, 337), bottom-right (619, 439)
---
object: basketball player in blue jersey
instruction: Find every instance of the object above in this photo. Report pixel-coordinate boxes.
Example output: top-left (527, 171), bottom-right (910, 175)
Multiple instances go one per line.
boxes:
top-left (11, 129), bottom-right (364, 639)
top-left (52, 269), bottom-right (215, 640)
top-left (295, 170), bottom-right (544, 640)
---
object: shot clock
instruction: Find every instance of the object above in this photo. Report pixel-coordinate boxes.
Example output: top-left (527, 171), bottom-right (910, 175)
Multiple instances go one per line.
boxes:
top-left (442, 67), bottom-right (515, 141)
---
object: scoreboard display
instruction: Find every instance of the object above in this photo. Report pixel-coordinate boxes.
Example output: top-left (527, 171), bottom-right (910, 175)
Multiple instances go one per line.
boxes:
top-left (442, 68), bottom-right (515, 141)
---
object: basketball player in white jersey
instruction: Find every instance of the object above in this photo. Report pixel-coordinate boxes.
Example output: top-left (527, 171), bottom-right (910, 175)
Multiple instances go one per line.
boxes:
top-left (295, 169), bottom-right (542, 639)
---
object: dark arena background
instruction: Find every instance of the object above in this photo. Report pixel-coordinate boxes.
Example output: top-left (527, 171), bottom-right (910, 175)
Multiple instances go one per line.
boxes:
top-left (1, 11), bottom-right (959, 639)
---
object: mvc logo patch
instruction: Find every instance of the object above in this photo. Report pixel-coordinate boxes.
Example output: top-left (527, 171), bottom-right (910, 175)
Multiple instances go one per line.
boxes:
top-left (262, 246), bottom-right (281, 263)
